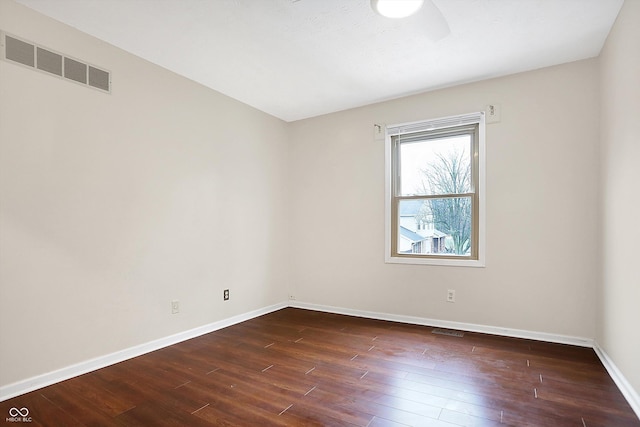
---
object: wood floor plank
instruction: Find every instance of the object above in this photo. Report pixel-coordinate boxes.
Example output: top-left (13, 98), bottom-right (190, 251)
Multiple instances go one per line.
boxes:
top-left (37, 385), bottom-right (122, 426)
top-left (114, 402), bottom-right (216, 427)
top-left (438, 407), bottom-right (504, 426)
top-left (0, 391), bottom-right (85, 427)
top-left (2, 308), bottom-right (638, 426)
top-left (282, 403), bottom-right (361, 427)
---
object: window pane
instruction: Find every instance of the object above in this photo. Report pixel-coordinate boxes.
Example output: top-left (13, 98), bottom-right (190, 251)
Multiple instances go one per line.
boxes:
top-left (398, 197), bottom-right (472, 256)
top-left (399, 135), bottom-right (471, 196)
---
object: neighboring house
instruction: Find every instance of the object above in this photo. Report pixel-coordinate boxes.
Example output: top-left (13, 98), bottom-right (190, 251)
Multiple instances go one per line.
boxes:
top-left (398, 200), bottom-right (448, 254)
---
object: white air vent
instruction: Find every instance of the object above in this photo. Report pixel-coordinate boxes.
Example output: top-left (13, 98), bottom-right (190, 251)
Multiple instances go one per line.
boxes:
top-left (64, 57), bottom-right (87, 84)
top-left (1, 31), bottom-right (111, 93)
top-left (88, 66), bottom-right (110, 91)
top-left (5, 35), bottom-right (34, 67)
top-left (36, 47), bottom-right (63, 76)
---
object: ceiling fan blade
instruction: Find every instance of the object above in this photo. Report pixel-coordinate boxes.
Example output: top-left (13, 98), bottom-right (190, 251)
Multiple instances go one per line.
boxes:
top-left (423, 0), bottom-right (451, 41)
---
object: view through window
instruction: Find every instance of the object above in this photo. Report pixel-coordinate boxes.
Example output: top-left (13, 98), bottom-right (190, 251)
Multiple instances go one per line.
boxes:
top-left (386, 113), bottom-right (484, 266)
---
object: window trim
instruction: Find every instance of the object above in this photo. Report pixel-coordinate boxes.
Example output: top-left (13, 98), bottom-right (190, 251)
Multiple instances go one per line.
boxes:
top-left (384, 112), bottom-right (486, 267)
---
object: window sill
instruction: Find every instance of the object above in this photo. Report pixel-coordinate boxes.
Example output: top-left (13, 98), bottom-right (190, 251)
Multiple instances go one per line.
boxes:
top-left (385, 255), bottom-right (485, 267)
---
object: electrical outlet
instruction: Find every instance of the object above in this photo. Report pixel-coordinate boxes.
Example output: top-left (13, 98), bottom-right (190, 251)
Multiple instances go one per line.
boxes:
top-left (223, 289), bottom-right (229, 301)
top-left (171, 300), bottom-right (179, 314)
top-left (446, 289), bottom-right (456, 303)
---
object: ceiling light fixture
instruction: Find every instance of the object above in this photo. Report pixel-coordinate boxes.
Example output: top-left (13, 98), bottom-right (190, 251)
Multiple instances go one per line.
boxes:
top-left (371, 0), bottom-right (425, 19)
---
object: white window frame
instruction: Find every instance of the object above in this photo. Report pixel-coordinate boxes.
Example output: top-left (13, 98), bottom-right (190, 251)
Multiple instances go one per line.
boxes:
top-left (384, 112), bottom-right (486, 267)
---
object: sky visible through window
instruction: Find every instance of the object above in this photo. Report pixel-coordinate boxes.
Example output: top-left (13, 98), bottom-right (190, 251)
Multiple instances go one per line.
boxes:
top-left (399, 135), bottom-right (471, 196)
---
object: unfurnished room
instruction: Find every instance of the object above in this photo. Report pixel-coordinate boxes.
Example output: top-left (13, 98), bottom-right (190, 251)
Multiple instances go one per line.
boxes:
top-left (0, 0), bottom-right (639, 425)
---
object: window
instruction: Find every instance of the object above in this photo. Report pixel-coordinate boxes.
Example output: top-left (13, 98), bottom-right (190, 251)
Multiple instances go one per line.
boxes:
top-left (385, 112), bottom-right (485, 266)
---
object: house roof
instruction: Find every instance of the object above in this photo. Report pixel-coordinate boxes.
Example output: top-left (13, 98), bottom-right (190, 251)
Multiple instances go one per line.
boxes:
top-left (400, 226), bottom-right (448, 242)
top-left (430, 230), bottom-right (448, 238)
top-left (399, 226), bottom-right (426, 243)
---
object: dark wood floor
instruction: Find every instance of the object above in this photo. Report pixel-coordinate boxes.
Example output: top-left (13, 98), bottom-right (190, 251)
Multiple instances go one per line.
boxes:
top-left (2, 308), bottom-right (638, 426)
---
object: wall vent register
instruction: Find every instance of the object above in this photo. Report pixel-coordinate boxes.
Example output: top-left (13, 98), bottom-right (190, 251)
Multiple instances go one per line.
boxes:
top-left (1, 31), bottom-right (110, 93)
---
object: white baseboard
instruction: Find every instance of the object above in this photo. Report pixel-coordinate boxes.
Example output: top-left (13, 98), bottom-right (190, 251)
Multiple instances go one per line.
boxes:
top-left (4, 299), bottom-right (638, 423)
top-left (0, 302), bottom-right (286, 402)
top-left (593, 342), bottom-right (640, 419)
top-left (289, 301), bottom-right (594, 347)
top-left (290, 301), bottom-right (640, 420)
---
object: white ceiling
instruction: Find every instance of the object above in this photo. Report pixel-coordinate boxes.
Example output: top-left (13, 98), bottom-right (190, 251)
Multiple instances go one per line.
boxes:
top-left (15, 0), bottom-right (624, 122)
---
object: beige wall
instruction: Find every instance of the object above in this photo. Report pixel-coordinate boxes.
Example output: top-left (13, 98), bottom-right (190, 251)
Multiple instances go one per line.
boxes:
top-left (2, 0), bottom-right (637, 402)
top-left (0, 0), bottom-right (289, 387)
top-left (598, 0), bottom-right (640, 396)
top-left (289, 59), bottom-right (600, 339)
